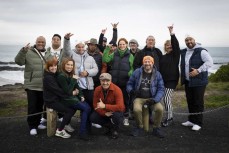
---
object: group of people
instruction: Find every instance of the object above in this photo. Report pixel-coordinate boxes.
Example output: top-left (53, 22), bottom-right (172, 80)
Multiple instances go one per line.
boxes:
top-left (15, 23), bottom-right (213, 140)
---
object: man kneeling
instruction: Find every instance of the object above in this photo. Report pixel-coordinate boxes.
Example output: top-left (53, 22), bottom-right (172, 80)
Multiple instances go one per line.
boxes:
top-left (90, 73), bottom-right (125, 139)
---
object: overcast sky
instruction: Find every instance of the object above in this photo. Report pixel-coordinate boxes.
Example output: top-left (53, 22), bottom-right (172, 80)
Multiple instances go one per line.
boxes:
top-left (0, 0), bottom-right (228, 48)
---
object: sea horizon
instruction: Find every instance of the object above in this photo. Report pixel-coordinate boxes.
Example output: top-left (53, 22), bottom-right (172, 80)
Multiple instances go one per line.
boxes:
top-left (0, 45), bottom-right (228, 86)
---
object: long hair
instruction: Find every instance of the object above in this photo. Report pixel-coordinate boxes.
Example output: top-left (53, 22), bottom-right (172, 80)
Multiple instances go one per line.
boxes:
top-left (164, 40), bottom-right (171, 53)
top-left (60, 57), bottom-right (75, 77)
top-left (44, 57), bottom-right (58, 72)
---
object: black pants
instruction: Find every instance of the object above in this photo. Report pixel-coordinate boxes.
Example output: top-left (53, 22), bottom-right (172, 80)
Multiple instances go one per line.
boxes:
top-left (82, 89), bottom-right (94, 110)
top-left (185, 83), bottom-right (206, 126)
top-left (26, 89), bottom-right (44, 129)
top-left (46, 102), bottom-right (76, 130)
top-left (120, 87), bottom-right (130, 117)
top-left (90, 111), bottom-right (124, 130)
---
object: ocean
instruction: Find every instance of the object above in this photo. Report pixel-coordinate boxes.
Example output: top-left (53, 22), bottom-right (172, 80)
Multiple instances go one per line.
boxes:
top-left (0, 45), bottom-right (228, 86)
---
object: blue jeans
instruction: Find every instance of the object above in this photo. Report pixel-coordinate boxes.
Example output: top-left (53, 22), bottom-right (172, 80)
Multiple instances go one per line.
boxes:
top-left (70, 102), bottom-right (91, 134)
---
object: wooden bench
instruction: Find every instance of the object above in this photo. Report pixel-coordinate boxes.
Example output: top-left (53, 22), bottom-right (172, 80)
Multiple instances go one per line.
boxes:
top-left (46, 108), bottom-right (57, 137)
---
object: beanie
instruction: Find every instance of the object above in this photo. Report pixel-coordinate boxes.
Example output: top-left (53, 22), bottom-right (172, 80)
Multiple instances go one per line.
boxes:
top-left (142, 56), bottom-right (154, 64)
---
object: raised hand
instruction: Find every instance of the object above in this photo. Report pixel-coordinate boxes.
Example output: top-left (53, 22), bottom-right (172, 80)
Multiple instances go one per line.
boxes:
top-left (111, 22), bottom-right (119, 29)
top-left (101, 28), bottom-right (107, 34)
top-left (64, 33), bottom-right (74, 39)
top-left (168, 24), bottom-right (174, 34)
top-left (24, 43), bottom-right (30, 51)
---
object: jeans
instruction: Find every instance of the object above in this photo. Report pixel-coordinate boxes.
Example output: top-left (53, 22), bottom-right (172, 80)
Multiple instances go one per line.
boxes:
top-left (70, 102), bottom-right (91, 134)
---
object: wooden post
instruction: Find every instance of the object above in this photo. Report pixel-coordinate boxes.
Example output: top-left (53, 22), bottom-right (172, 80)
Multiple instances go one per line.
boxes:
top-left (46, 107), bottom-right (57, 137)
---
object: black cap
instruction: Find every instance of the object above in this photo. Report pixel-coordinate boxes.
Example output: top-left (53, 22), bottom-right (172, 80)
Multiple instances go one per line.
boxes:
top-left (109, 41), bottom-right (117, 47)
top-left (103, 37), bottom-right (107, 42)
top-left (52, 34), bottom-right (61, 40)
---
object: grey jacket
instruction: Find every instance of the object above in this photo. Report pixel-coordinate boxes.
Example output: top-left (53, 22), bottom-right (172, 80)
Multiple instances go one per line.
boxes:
top-left (63, 39), bottom-right (98, 90)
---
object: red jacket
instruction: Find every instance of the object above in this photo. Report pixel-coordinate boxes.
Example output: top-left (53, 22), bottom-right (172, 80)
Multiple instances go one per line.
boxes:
top-left (93, 83), bottom-right (125, 116)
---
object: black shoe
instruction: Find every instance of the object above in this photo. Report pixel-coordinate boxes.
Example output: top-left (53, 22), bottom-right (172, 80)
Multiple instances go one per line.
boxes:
top-left (162, 118), bottom-right (173, 127)
top-left (131, 127), bottom-right (146, 137)
top-left (79, 133), bottom-right (89, 141)
top-left (152, 128), bottom-right (165, 138)
top-left (111, 130), bottom-right (119, 139)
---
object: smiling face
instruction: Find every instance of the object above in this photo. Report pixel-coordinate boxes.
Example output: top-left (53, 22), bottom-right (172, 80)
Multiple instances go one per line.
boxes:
top-left (48, 65), bottom-right (57, 73)
top-left (146, 36), bottom-right (155, 48)
top-left (35, 36), bottom-right (46, 51)
top-left (51, 36), bottom-right (61, 49)
top-left (100, 79), bottom-right (111, 90)
top-left (185, 37), bottom-right (196, 49)
top-left (164, 40), bottom-right (172, 53)
top-left (143, 59), bottom-right (154, 72)
top-left (76, 43), bottom-right (85, 55)
top-left (64, 61), bottom-right (74, 73)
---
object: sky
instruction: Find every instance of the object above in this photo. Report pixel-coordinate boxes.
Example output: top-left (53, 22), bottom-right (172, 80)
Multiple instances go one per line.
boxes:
top-left (0, 0), bottom-right (229, 48)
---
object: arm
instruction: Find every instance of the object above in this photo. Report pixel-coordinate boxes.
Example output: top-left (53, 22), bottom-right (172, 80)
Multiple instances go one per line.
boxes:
top-left (128, 54), bottom-right (134, 77)
top-left (168, 24), bottom-right (180, 59)
top-left (109, 22), bottom-right (119, 43)
top-left (85, 57), bottom-right (98, 77)
top-left (105, 87), bottom-right (125, 112)
top-left (126, 69), bottom-right (137, 93)
top-left (93, 89), bottom-right (107, 116)
top-left (43, 74), bottom-right (69, 99)
top-left (102, 46), bottom-right (114, 63)
top-left (62, 33), bottom-right (74, 57)
top-left (57, 74), bottom-right (76, 96)
top-left (152, 72), bottom-right (165, 103)
top-left (133, 51), bottom-right (142, 70)
top-left (15, 43), bottom-right (30, 66)
top-left (198, 50), bottom-right (213, 73)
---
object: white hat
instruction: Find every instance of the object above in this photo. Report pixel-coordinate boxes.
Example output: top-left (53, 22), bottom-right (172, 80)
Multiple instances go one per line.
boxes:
top-left (75, 40), bottom-right (85, 46)
top-left (185, 34), bottom-right (195, 40)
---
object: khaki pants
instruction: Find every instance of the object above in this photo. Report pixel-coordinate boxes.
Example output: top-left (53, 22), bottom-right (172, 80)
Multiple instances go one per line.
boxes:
top-left (133, 98), bottom-right (163, 131)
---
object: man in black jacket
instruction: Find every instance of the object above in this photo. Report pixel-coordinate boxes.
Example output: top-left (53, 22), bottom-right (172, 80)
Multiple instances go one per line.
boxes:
top-left (133, 35), bottom-right (162, 70)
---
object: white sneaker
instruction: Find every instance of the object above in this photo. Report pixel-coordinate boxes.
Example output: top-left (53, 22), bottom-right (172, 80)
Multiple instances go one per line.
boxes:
top-left (91, 123), bottom-right (102, 128)
top-left (40, 117), bottom-right (47, 124)
top-left (58, 117), bottom-right (63, 122)
top-left (55, 129), bottom-right (71, 138)
top-left (38, 124), bottom-right (47, 130)
top-left (181, 121), bottom-right (195, 127)
top-left (30, 129), bottom-right (37, 135)
top-left (123, 118), bottom-right (129, 126)
top-left (64, 124), bottom-right (75, 133)
top-left (192, 124), bottom-right (201, 131)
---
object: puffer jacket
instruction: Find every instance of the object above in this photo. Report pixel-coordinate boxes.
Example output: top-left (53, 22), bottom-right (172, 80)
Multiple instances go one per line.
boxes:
top-left (15, 46), bottom-right (47, 91)
top-left (63, 39), bottom-right (98, 90)
top-left (126, 66), bottom-right (165, 103)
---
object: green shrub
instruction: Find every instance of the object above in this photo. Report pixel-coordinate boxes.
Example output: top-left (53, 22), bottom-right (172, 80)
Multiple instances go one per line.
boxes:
top-left (209, 63), bottom-right (229, 82)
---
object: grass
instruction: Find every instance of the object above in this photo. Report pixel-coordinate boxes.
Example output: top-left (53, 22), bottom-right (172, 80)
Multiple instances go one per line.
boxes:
top-left (0, 100), bottom-right (27, 117)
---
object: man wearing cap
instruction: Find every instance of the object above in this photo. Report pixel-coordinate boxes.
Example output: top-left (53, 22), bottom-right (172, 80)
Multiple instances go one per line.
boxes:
top-left (87, 38), bottom-right (107, 88)
top-left (180, 35), bottom-right (213, 131)
top-left (133, 35), bottom-right (162, 70)
top-left (90, 73), bottom-right (125, 139)
top-left (129, 39), bottom-right (140, 56)
top-left (127, 56), bottom-right (165, 138)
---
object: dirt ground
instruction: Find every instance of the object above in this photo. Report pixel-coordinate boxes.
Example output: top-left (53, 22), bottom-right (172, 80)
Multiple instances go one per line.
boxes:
top-left (0, 84), bottom-right (229, 153)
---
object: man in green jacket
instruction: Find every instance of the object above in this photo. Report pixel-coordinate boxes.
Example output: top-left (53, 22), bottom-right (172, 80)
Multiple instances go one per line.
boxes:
top-left (15, 36), bottom-right (49, 136)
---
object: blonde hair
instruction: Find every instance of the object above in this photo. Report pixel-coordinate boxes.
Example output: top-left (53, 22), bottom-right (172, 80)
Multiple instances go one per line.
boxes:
top-left (164, 40), bottom-right (171, 53)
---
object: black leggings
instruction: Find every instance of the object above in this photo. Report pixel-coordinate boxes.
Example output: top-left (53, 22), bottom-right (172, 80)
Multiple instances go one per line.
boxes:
top-left (47, 102), bottom-right (76, 130)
